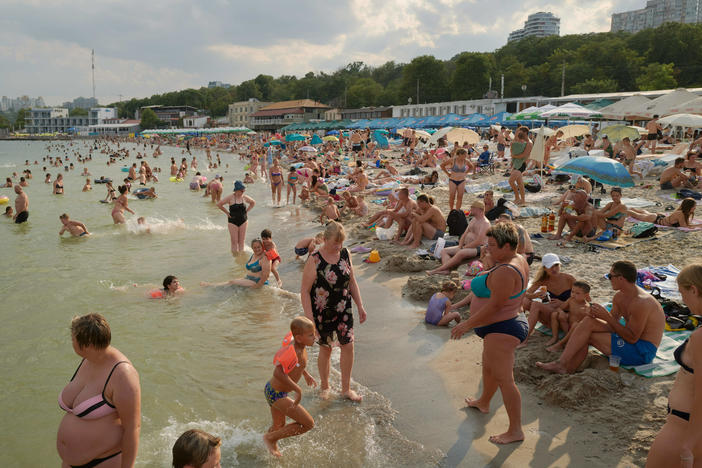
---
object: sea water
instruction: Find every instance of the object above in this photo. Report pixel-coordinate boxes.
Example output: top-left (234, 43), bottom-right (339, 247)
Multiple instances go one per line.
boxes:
top-left (0, 140), bottom-right (440, 466)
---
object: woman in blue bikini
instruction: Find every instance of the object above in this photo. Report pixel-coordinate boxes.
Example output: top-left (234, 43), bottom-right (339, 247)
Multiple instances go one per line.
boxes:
top-left (451, 222), bottom-right (529, 445)
top-left (200, 238), bottom-right (271, 289)
top-left (286, 166), bottom-right (298, 205)
top-left (440, 148), bottom-right (472, 211)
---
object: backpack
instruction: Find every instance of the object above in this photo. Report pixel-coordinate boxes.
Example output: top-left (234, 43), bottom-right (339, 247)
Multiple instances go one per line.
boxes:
top-left (630, 222), bottom-right (657, 238)
top-left (446, 209), bottom-right (468, 237)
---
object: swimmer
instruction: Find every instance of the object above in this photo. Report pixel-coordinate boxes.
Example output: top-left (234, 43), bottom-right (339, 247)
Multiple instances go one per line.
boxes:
top-left (136, 217), bottom-right (151, 234)
top-left (59, 213), bottom-right (90, 237)
top-left (111, 185), bottom-right (135, 224)
top-left (294, 233), bottom-right (324, 259)
top-left (172, 429), bottom-right (221, 468)
top-left (82, 178), bottom-right (92, 192)
top-left (261, 229), bottom-right (282, 287)
top-left (4, 206), bottom-right (13, 218)
top-left (151, 275), bottom-right (184, 298)
top-left (262, 316), bottom-right (317, 457)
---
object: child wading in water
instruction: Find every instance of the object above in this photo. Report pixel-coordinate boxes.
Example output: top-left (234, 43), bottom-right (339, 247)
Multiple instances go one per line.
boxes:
top-left (261, 229), bottom-right (282, 287)
top-left (546, 281), bottom-right (592, 352)
top-left (425, 281), bottom-right (462, 326)
top-left (263, 316), bottom-right (317, 457)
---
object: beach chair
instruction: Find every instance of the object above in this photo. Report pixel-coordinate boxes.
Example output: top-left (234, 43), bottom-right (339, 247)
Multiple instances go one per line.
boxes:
top-left (475, 152), bottom-right (495, 175)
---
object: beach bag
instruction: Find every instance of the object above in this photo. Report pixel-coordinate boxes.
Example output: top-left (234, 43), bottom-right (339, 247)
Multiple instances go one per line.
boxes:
top-left (678, 188), bottom-right (702, 200)
top-left (630, 222), bottom-right (657, 238)
top-left (446, 209), bottom-right (468, 237)
top-left (524, 182), bottom-right (541, 193)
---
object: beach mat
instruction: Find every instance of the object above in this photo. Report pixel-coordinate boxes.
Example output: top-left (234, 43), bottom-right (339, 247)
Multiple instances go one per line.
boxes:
top-left (573, 230), bottom-right (673, 250)
top-left (626, 217), bottom-right (702, 232)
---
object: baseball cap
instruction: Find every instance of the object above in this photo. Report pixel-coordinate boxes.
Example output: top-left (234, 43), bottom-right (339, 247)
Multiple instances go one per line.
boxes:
top-left (542, 253), bottom-right (561, 269)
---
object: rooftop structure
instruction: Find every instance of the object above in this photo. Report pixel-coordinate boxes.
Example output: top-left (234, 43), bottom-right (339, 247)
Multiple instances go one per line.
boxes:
top-left (508, 12), bottom-right (560, 43)
top-left (228, 98), bottom-right (271, 127)
top-left (135, 105), bottom-right (199, 127)
top-left (25, 107), bottom-right (118, 134)
top-left (611, 0), bottom-right (702, 32)
top-left (250, 99), bottom-right (329, 130)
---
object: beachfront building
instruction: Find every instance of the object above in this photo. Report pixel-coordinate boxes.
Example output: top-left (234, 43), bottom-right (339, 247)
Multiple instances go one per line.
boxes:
top-left (324, 108), bottom-right (342, 121)
top-left (250, 99), bottom-right (330, 131)
top-left (135, 105), bottom-right (199, 128)
top-left (25, 107), bottom-right (118, 134)
top-left (393, 99), bottom-right (498, 118)
top-left (183, 115), bottom-right (209, 128)
top-left (611, 0), bottom-right (702, 32)
top-left (228, 98), bottom-right (270, 127)
top-left (340, 107), bottom-right (393, 120)
top-left (89, 119), bottom-right (141, 136)
top-left (507, 12), bottom-right (560, 43)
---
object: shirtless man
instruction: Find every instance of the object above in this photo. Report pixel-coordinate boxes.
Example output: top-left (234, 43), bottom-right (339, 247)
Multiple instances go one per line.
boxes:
top-left (615, 137), bottom-right (642, 178)
top-left (347, 168), bottom-right (369, 192)
top-left (582, 134), bottom-right (595, 151)
top-left (350, 131), bottom-right (363, 155)
top-left (426, 200), bottom-right (490, 275)
top-left (660, 158), bottom-right (693, 189)
top-left (59, 213), bottom-right (90, 237)
top-left (549, 189), bottom-right (595, 241)
top-left (537, 260), bottom-right (665, 374)
top-left (401, 194), bottom-right (446, 248)
top-left (13, 185), bottom-right (29, 224)
top-left (128, 163), bottom-right (137, 181)
top-left (497, 127), bottom-right (509, 159)
top-left (319, 197), bottom-right (340, 224)
top-left (646, 116), bottom-right (662, 154)
top-left (363, 188), bottom-right (415, 237)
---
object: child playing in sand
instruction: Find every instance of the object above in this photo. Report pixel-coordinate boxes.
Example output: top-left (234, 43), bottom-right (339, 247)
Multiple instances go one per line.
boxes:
top-left (320, 197), bottom-right (340, 224)
top-left (262, 316), bottom-right (317, 457)
top-left (425, 281), bottom-right (462, 326)
top-left (294, 233), bottom-right (324, 260)
top-left (546, 281), bottom-right (591, 351)
top-left (261, 229), bottom-right (282, 287)
top-left (244, 173), bottom-right (254, 184)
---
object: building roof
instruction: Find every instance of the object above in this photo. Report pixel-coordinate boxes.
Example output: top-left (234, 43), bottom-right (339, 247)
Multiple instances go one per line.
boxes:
top-left (340, 106), bottom-right (392, 113)
top-left (259, 99), bottom-right (330, 111)
top-left (251, 108), bottom-right (304, 117)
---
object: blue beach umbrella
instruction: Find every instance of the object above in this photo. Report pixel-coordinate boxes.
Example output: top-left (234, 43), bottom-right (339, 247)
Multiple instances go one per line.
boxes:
top-left (285, 134), bottom-right (306, 142)
top-left (326, 130), bottom-right (340, 135)
top-left (555, 156), bottom-right (635, 187)
top-left (264, 140), bottom-right (283, 147)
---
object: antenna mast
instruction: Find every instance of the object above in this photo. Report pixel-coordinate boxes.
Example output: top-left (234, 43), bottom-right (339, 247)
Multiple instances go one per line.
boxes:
top-left (92, 49), bottom-right (96, 101)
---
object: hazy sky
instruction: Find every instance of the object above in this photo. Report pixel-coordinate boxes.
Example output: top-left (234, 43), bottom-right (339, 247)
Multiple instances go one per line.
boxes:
top-left (1, 0), bottom-right (643, 105)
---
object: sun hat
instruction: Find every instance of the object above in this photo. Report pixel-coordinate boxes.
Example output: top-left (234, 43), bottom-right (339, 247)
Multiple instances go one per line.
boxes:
top-left (233, 180), bottom-right (245, 191)
top-left (542, 253), bottom-right (561, 269)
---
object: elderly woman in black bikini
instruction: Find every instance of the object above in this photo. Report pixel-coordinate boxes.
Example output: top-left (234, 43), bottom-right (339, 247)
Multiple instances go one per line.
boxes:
top-left (628, 198), bottom-right (696, 228)
top-left (57, 314), bottom-right (141, 468)
top-left (440, 148), bottom-right (472, 211)
top-left (520, 253), bottom-right (576, 347)
top-left (450, 222), bottom-right (529, 445)
top-left (647, 264), bottom-right (702, 467)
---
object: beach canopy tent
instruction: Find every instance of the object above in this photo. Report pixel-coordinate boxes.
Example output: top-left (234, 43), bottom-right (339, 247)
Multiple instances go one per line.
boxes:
top-left (668, 97), bottom-right (702, 115)
top-left (555, 156), bottom-right (635, 187)
top-left (629, 89), bottom-right (700, 120)
top-left (474, 112), bottom-right (512, 126)
top-left (539, 103), bottom-right (602, 119)
top-left (454, 113), bottom-right (488, 127)
top-left (598, 95), bottom-right (651, 120)
top-left (658, 113), bottom-right (702, 128)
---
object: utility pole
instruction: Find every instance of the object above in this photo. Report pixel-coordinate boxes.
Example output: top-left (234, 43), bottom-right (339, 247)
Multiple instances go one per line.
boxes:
top-left (91, 49), bottom-right (96, 101)
top-left (500, 74), bottom-right (504, 99)
top-left (561, 61), bottom-right (566, 97)
top-left (344, 86), bottom-right (347, 107)
top-left (416, 79), bottom-right (419, 105)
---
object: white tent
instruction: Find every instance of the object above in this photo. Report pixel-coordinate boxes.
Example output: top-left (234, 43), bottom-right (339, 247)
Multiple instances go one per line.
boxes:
top-left (599, 95), bottom-right (651, 120)
top-left (668, 96), bottom-right (702, 115)
top-left (658, 113), bottom-right (702, 128)
top-left (540, 103), bottom-right (601, 119)
top-left (635, 88), bottom-right (700, 119)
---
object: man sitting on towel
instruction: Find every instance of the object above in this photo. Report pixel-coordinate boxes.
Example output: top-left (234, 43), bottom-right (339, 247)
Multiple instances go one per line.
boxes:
top-left (537, 260), bottom-right (665, 373)
top-left (660, 158), bottom-right (696, 190)
top-left (548, 189), bottom-right (595, 241)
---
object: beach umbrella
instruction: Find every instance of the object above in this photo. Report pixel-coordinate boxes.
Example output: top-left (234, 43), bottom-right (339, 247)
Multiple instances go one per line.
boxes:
top-left (529, 127), bottom-right (556, 136)
top-left (555, 156), bottom-right (635, 187)
top-left (285, 134), bottom-right (306, 142)
top-left (264, 140), bottom-right (283, 147)
top-left (530, 126), bottom-right (547, 166)
top-left (540, 103), bottom-right (602, 119)
top-left (444, 128), bottom-right (480, 145)
top-left (658, 113), bottom-right (702, 129)
top-left (310, 134), bottom-right (323, 145)
top-left (326, 130), bottom-right (340, 135)
top-left (600, 125), bottom-right (642, 142)
top-left (246, 131), bottom-right (257, 135)
top-left (557, 124), bottom-right (590, 139)
top-left (414, 129), bottom-right (431, 139)
top-left (323, 135), bottom-right (339, 142)
top-left (299, 146), bottom-right (317, 152)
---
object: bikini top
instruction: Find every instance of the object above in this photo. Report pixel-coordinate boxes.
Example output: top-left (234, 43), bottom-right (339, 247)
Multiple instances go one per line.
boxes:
top-left (470, 263), bottom-right (526, 300)
top-left (674, 339), bottom-right (694, 373)
top-left (271, 172), bottom-right (282, 177)
top-left (451, 160), bottom-right (468, 172)
top-left (59, 360), bottom-right (128, 419)
top-left (548, 289), bottom-right (572, 302)
top-left (246, 254), bottom-right (262, 273)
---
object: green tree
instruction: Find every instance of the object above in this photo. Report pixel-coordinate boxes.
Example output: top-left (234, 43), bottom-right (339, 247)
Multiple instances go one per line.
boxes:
top-left (14, 108), bottom-right (28, 129)
top-left (636, 63), bottom-right (677, 90)
top-left (345, 78), bottom-right (383, 108)
top-left (69, 108), bottom-right (89, 116)
top-left (400, 55), bottom-right (449, 104)
top-left (139, 108), bottom-right (161, 130)
top-left (571, 78), bottom-right (619, 94)
top-left (0, 115), bottom-right (10, 129)
top-left (238, 80), bottom-right (262, 100)
top-left (450, 52), bottom-right (491, 100)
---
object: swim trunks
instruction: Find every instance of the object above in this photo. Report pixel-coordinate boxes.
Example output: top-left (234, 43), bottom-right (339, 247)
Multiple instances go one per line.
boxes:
top-left (647, 133), bottom-right (657, 141)
top-left (610, 333), bottom-right (657, 366)
top-left (497, 143), bottom-right (505, 152)
top-left (432, 229), bottom-right (445, 241)
top-left (264, 381), bottom-right (288, 406)
top-left (660, 181), bottom-right (674, 190)
top-left (352, 143), bottom-right (362, 152)
top-left (294, 246), bottom-right (309, 256)
top-left (15, 211), bottom-right (28, 224)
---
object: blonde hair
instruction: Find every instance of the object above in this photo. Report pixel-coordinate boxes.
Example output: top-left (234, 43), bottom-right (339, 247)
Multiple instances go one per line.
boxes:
top-left (323, 220), bottom-right (346, 242)
top-left (441, 281), bottom-right (458, 293)
top-left (172, 429), bottom-right (221, 468)
top-left (677, 264), bottom-right (702, 296)
top-left (291, 316), bottom-right (315, 335)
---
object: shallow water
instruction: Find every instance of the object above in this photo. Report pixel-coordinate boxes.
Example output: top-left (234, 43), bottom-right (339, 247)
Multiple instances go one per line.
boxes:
top-left (0, 140), bottom-right (440, 466)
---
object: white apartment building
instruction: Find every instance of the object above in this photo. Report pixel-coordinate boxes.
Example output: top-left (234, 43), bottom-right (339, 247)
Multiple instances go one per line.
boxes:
top-left (508, 12), bottom-right (560, 42)
top-left (25, 107), bottom-right (117, 134)
top-left (228, 98), bottom-right (270, 127)
top-left (611, 0), bottom-right (702, 32)
top-left (392, 99), bottom-right (499, 118)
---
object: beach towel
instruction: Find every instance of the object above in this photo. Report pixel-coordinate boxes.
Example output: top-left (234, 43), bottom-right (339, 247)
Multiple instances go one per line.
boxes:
top-left (517, 206), bottom-right (551, 217)
top-left (573, 230), bottom-right (673, 250)
top-left (626, 216), bottom-right (702, 231)
top-left (465, 182), bottom-right (494, 194)
top-left (660, 193), bottom-right (702, 205)
top-left (597, 197), bottom-right (656, 208)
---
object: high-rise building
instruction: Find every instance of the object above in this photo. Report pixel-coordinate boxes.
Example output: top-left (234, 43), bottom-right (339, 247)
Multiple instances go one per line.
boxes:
top-left (611, 0), bottom-right (702, 33)
top-left (508, 12), bottom-right (560, 43)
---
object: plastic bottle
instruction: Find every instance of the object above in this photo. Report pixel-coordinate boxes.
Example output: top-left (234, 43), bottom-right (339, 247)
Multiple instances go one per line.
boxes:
top-left (541, 214), bottom-right (548, 232)
top-left (548, 211), bottom-right (555, 231)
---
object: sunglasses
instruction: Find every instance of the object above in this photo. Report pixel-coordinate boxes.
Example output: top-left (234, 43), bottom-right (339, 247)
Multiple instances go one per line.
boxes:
top-left (605, 273), bottom-right (622, 279)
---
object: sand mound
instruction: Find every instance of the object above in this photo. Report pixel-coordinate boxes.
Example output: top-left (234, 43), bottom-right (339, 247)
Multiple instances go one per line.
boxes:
top-left (536, 369), bottom-right (623, 408)
top-left (381, 254), bottom-right (438, 272)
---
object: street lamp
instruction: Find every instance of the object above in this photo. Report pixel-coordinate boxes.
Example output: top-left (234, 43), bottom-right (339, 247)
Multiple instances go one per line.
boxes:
top-left (521, 84), bottom-right (527, 97)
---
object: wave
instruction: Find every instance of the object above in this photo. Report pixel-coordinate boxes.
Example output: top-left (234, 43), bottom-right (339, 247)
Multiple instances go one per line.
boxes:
top-left (124, 216), bottom-right (225, 235)
top-left (0, 163), bottom-right (16, 168)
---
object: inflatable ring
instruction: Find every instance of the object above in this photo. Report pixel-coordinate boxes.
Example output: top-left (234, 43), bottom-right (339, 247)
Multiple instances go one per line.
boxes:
top-left (94, 178), bottom-right (112, 184)
top-left (121, 167), bottom-right (129, 172)
top-left (169, 176), bottom-right (184, 182)
top-left (0, 196), bottom-right (8, 205)
top-left (149, 289), bottom-right (164, 299)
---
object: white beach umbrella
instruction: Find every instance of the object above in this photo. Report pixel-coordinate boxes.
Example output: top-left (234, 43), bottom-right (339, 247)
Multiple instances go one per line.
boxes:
top-left (425, 127), bottom-right (453, 147)
top-left (658, 113), bottom-right (702, 128)
top-left (298, 146), bottom-right (317, 152)
top-left (530, 127), bottom-right (547, 164)
top-left (668, 96), bottom-right (702, 115)
top-left (637, 89), bottom-right (699, 119)
top-left (556, 124), bottom-right (590, 139)
top-left (540, 103), bottom-right (601, 119)
top-left (444, 128), bottom-right (480, 145)
top-left (599, 95), bottom-right (651, 120)
top-left (529, 127), bottom-right (556, 136)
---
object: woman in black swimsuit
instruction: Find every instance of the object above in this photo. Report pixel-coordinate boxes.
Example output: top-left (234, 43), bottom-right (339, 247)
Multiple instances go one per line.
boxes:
top-left (54, 173), bottom-right (64, 194)
top-left (628, 198), bottom-right (696, 228)
top-left (647, 264), bottom-right (702, 467)
top-left (217, 180), bottom-right (255, 254)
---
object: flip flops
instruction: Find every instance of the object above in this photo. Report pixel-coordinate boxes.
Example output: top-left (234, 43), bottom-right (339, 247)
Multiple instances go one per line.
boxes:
top-left (351, 245), bottom-right (372, 254)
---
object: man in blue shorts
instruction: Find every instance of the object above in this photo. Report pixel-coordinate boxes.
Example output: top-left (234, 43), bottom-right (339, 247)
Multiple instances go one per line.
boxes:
top-left (537, 260), bottom-right (665, 374)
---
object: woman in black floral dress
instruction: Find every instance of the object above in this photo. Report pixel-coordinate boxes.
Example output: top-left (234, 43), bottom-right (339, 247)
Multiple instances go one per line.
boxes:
top-left (301, 221), bottom-right (367, 402)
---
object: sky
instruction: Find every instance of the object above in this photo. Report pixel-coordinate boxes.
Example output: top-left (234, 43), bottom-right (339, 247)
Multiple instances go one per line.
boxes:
top-left (1, 0), bottom-right (643, 106)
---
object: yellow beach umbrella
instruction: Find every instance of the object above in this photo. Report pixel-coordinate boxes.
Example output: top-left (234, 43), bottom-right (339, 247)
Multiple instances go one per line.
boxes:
top-left (323, 135), bottom-right (339, 142)
top-left (444, 128), bottom-right (480, 145)
top-left (556, 124), bottom-right (590, 139)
